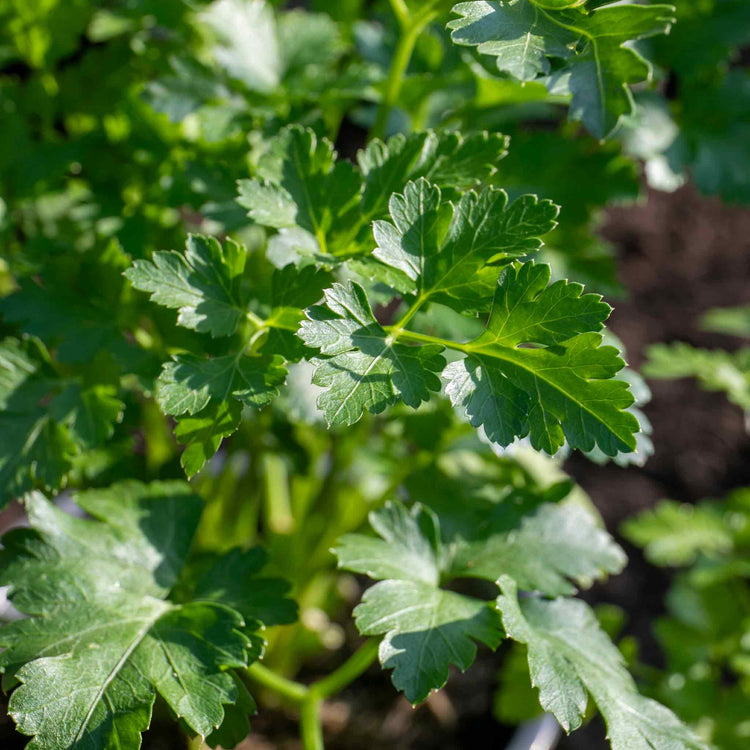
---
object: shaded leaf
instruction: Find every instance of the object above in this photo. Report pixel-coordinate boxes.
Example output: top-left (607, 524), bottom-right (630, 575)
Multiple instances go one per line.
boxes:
top-left (125, 234), bottom-right (248, 338)
top-left (156, 352), bottom-right (287, 416)
top-left (174, 400), bottom-right (243, 478)
top-left (0, 340), bottom-right (123, 505)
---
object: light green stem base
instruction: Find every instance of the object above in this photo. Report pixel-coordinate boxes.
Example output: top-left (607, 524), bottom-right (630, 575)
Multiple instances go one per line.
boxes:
top-left (245, 639), bottom-right (380, 750)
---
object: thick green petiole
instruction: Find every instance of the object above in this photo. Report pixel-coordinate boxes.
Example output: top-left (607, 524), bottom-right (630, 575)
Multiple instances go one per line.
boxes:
top-left (245, 639), bottom-right (380, 750)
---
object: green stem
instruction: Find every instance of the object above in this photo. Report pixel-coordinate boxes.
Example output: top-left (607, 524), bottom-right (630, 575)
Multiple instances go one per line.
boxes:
top-left (245, 661), bottom-right (309, 703)
top-left (300, 696), bottom-right (324, 750)
top-left (246, 310), bottom-right (266, 328)
top-left (388, 293), bottom-right (427, 335)
top-left (370, 5), bottom-right (439, 141)
top-left (388, 326), bottom-right (468, 353)
top-left (389, 0), bottom-right (411, 28)
top-left (262, 452), bottom-right (295, 534)
top-left (311, 638), bottom-right (380, 700)
top-left (245, 640), bottom-right (380, 749)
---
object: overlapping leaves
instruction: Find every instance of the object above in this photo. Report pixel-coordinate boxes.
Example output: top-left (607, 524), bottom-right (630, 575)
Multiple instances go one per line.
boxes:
top-left (299, 176), bottom-right (639, 456)
top-left (0, 480), bottom-right (296, 750)
top-left (448, 1), bottom-right (677, 137)
top-left (126, 235), bottom-right (331, 475)
top-left (0, 339), bottom-right (123, 506)
top-left (497, 577), bottom-right (705, 749)
top-left (334, 490), bottom-right (624, 703)
top-left (237, 126), bottom-right (509, 262)
top-left (297, 281), bottom-right (446, 426)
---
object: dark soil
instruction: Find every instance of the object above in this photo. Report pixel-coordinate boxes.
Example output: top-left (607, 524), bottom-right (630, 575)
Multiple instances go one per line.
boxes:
top-left (1, 184), bottom-right (748, 749)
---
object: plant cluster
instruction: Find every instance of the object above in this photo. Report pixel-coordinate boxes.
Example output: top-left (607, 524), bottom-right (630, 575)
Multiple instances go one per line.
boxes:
top-left (624, 487), bottom-right (750, 750)
top-left (0, 1), bottom-right (746, 749)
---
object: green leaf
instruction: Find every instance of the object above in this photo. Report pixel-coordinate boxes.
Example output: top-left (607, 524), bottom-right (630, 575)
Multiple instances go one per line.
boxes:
top-left (358, 130), bottom-right (509, 215)
top-left (448, 0), bottom-right (577, 82)
top-left (496, 576), bottom-right (706, 748)
top-left (354, 580), bottom-right (501, 705)
top-left (335, 496), bottom-right (624, 702)
top-left (201, 0), bottom-right (281, 92)
top-left (335, 503), bottom-right (503, 704)
top-left (195, 547), bottom-right (298, 627)
top-left (0, 254), bottom-right (132, 366)
top-left (173, 400), bottom-right (243, 478)
top-left (644, 342), bottom-right (750, 412)
top-left (0, 481), bottom-right (288, 749)
top-left (48, 384), bottom-right (124, 449)
top-left (262, 264), bottom-right (333, 361)
top-left (0, 340), bottom-right (124, 505)
top-left (445, 262), bottom-right (639, 455)
top-left (125, 234), bottom-right (248, 338)
top-left (446, 502), bottom-right (626, 596)
top-left (470, 260), bottom-right (611, 347)
top-left (156, 351), bottom-right (287, 416)
top-left (143, 56), bottom-right (230, 122)
top-left (237, 125), bottom-right (361, 255)
top-left (298, 282), bottom-right (445, 425)
top-left (238, 128), bottom-right (511, 263)
top-left (449, 1), bottom-right (677, 137)
top-left (372, 178), bottom-right (558, 311)
top-left (622, 500), bottom-right (734, 567)
top-left (701, 305), bottom-right (750, 338)
top-left (125, 240), bottom-right (328, 476)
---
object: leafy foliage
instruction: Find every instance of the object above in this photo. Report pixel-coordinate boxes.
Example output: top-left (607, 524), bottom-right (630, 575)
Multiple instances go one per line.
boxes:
top-left (371, 177), bottom-right (558, 310)
top-left (644, 342), bottom-right (750, 415)
top-left (445, 262), bottom-right (638, 455)
top-left (237, 126), bottom-right (510, 263)
top-left (621, 0), bottom-right (750, 202)
top-left (0, 0), bottom-right (736, 747)
top-left (643, 306), bottom-right (749, 425)
top-left (497, 577), bottom-right (705, 749)
top-left (448, 0), bottom-right (676, 137)
top-left (335, 491), bottom-right (625, 702)
top-left (0, 481), bottom-right (295, 750)
top-left (298, 282), bottom-right (446, 426)
top-left (622, 500), bottom-right (734, 567)
top-left (0, 339), bottom-right (123, 506)
top-left (293, 175), bottom-right (640, 456)
top-left (623, 488), bottom-right (750, 749)
top-left (336, 503), bottom-right (503, 704)
top-left (126, 235), bottom-right (249, 338)
top-left (125, 233), bottom-right (335, 475)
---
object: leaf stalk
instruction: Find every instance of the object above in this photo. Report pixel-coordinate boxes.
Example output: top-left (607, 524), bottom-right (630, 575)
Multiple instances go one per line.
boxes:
top-left (245, 639), bottom-right (380, 749)
top-left (370, 3), bottom-right (441, 140)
